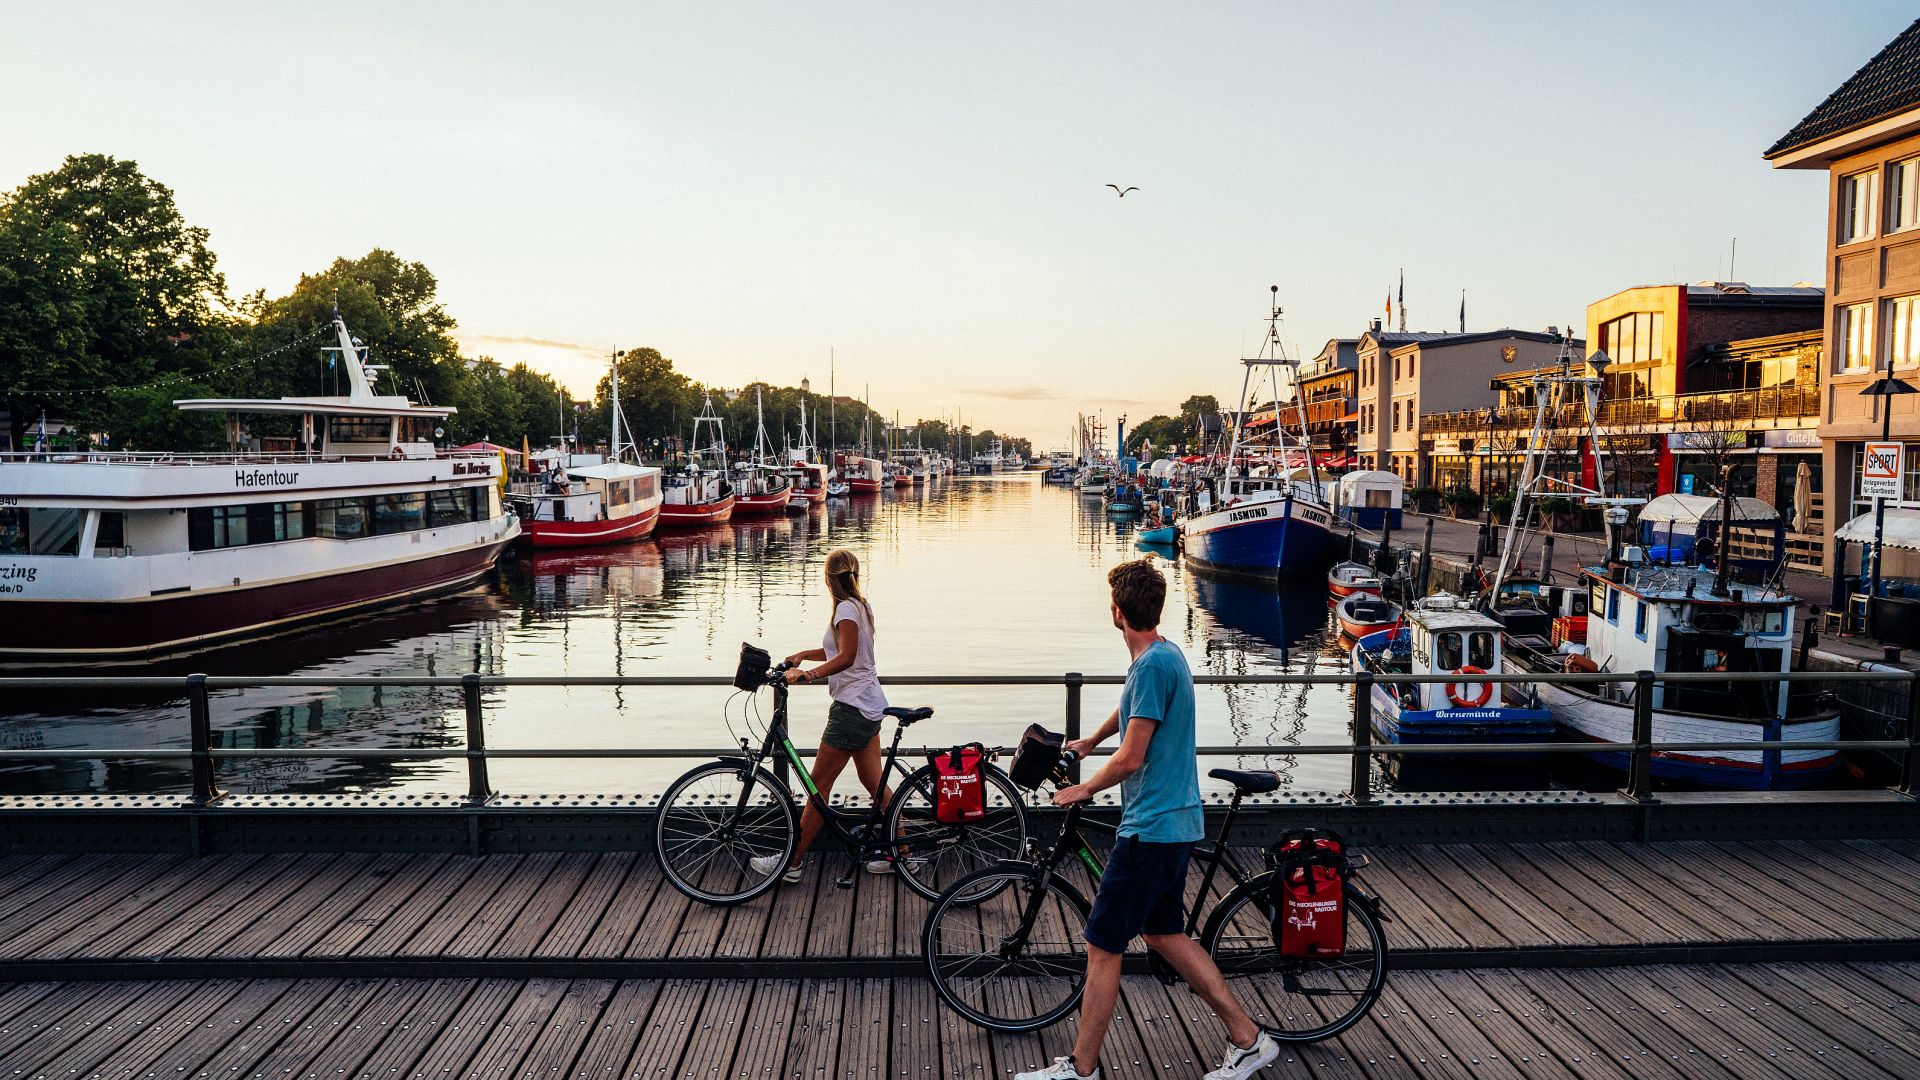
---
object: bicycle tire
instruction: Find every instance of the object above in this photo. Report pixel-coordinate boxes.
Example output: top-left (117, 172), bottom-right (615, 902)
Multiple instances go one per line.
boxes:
top-left (922, 862), bottom-right (1092, 1032)
top-left (884, 762), bottom-right (1031, 903)
top-left (1199, 875), bottom-right (1388, 1043)
top-left (653, 761), bottom-right (797, 906)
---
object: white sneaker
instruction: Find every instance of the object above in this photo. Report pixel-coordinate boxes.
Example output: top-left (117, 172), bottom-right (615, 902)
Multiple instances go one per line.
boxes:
top-left (864, 857), bottom-right (894, 874)
top-left (748, 854), bottom-right (801, 883)
top-left (1015, 1056), bottom-right (1099, 1080)
top-left (1203, 1032), bottom-right (1279, 1080)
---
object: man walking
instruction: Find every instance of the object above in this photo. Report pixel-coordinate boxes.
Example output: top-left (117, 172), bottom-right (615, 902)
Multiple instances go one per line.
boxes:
top-left (1019, 559), bottom-right (1279, 1080)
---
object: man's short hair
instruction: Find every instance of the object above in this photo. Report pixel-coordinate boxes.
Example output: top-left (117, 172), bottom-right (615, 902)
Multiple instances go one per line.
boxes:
top-left (1108, 559), bottom-right (1166, 630)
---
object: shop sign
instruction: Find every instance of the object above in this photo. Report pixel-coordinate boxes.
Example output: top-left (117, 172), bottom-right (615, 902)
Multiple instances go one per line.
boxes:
top-left (1762, 428), bottom-right (1821, 449)
top-left (1668, 431), bottom-right (1751, 450)
top-left (1862, 442), bottom-right (1905, 500)
top-left (1429, 437), bottom-right (1460, 455)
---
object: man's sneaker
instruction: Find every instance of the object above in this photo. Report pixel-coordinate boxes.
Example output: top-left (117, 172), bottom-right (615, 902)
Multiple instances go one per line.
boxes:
top-left (1014, 1056), bottom-right (1099, 1080)
top-left (1203, 1032), bottom-right (1279, 1080)
top-left (748, 854), bottom-right (801, 883)
top-left (864, 857), bottom-right (894, 875)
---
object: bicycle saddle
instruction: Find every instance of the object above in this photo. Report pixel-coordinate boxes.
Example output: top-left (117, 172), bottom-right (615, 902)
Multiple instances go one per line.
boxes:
top-left (1208, 768), bottom-right (1281, 795)
top-left (883, 706), bottom-right (934, 725)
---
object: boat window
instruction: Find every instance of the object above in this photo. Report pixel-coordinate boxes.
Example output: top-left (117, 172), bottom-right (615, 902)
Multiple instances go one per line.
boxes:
top-left (1635, 601), bottom-right (1648, 638)
top-left (327, 417), bottom-right (391, 443)
top-left (315, 498), bottom-right (367, 540)
top-left (272, 502), bottom-right (308, 542)
top-left (95, 511), bottom-right (125, 550)
top-left (1468, 632), bottom-right (1495, 667)
top-left (372, 493), bottom-right (428, 535)
top-left (191, 505), bottom-right (250, 550)
top-left (0, 509), bottom-right (24, 554)
top-left (1436, 632), bottom-right (1463, 670)
top-left (636, 474), bottom-right (658, 501)
top-left (1606, 588), bottom-right (1619, 623)
top-left (0, 507), bottom-right (85, 556)
top-left (429, 488), bottom-right (475, 528)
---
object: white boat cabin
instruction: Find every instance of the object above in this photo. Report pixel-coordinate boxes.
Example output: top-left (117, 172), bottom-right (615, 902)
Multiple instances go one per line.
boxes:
top-left (513, 461), bottom-right (660, 523)
top-left (1403, 595), bottom-right (1504, 712)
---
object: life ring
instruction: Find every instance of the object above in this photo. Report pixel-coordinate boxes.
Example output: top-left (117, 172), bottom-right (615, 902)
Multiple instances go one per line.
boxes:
top-left (389, 445), bottom-right (405, 460)
top-left (1446, 666), bottom-right (1493, 709)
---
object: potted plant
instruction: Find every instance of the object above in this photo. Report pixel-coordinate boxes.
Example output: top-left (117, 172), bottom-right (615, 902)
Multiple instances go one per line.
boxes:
top-left (1537, 496), bottom-right (1578, 532)
top-left (1489, 493), bottom-right (1516, 522)
top-left (1408, 485), bottom-right (1443, 514)
top-left (1445, 487), bottom-right (1482, 519)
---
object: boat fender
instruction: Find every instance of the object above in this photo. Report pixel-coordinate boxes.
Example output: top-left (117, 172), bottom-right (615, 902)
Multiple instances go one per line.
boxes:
top-left (1445, 666), bottom-right (1493, 708)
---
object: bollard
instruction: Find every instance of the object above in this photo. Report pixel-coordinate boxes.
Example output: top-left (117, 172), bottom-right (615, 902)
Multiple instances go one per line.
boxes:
top-left (1899, 670), bottom-right (1920, 800)
top-left (186, 673), bottom-right (221, 806)
top-left (1064, 672), bottom-right (1083, 782)
top-left (1625, 670), bottom-right (1656, 802)
top-left (1350, 671), bottom-right (1374, 805)
top-left (462, 673), bottom-right (493, 806)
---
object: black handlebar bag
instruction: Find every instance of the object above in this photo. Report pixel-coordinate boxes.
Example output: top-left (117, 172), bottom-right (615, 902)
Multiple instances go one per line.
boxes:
top-left (734, 643), bottom-right (773, 691)
top-left (1008, 724), bottom-right (1064, 790)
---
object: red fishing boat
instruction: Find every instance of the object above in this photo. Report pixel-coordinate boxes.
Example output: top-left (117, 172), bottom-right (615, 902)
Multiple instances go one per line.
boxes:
top-left (730, 390), bottom-right (793, 516)
top-left (513, 350), bottom-right (663, 548)
top-left (1327, 560), bottom-right (1384, 598)
top-left (838, 451), bottom-right (884, 494)
top-left (1335, 593), bottom-right (1403, 640)
top-left (782, 398), bottom-right (828, 505)
top-left (659, 396), bottom-right (736, 527)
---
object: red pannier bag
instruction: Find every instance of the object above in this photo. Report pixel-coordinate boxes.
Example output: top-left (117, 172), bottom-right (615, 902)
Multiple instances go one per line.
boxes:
top-left (1267, 828), bottom-right (1347, 958)
top-left (930, 743), bottom-right (987, 824)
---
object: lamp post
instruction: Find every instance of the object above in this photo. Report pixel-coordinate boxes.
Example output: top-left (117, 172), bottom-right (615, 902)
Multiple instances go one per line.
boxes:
top-left (1861, 369), bottom-right (1919, 636)
top-left (1479, 405), bottom-right (1498, 555)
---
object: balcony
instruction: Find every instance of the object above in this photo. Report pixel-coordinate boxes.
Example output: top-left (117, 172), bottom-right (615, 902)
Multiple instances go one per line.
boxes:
top-left (1421, 384), bottom-right (1821, 435)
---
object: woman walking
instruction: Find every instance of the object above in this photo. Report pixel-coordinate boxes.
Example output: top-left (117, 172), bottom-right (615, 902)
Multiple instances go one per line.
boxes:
top-left (751, 548), bottom-right (892, 881)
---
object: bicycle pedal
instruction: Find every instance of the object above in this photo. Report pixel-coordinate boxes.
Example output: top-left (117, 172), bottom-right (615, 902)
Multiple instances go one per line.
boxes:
top-left (833, 874), bottom-right (855, 889)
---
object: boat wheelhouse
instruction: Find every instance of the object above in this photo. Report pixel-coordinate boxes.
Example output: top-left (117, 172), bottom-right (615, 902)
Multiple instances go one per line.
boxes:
top-left (1352, 594), bottom-right (1554, 777)
top-left (0, 315), bottom-right (518, 660)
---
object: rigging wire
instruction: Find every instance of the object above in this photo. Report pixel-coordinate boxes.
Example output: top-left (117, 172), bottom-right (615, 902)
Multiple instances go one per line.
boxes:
top-left (4, 324), bottom-right (333, 397)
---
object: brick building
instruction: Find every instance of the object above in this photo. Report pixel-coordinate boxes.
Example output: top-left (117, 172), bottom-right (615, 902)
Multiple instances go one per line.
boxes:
top-left (1300, 338), bottom-right (1359, 467)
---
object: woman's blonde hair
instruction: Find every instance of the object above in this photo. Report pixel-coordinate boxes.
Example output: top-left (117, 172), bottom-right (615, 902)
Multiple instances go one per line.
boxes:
top-left (824, 548), bottom-right (874, 630)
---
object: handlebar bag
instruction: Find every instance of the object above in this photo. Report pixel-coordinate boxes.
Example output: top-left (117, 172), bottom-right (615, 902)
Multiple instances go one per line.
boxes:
top-left (930, 742), bottom-right (987, 824)
top-left (734, 643), bottom-right (772, 692)
top-left (1008, 724), bottom-right (1064, 791)
top-left (1266, 828), bottom-right (1347, 958)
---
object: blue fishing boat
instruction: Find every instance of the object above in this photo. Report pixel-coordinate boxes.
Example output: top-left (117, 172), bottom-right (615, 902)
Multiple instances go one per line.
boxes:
top-left (1351, 594), bottom-right (1553, 779)
top-left (1179, 288), bottom-right (1340, 581)
top-left (1136, 523), bottom-right (1177, 545)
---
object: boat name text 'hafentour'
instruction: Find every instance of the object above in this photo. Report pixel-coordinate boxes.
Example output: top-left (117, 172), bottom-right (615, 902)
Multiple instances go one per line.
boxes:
top-left (235, 469), bottom-right (300, 488)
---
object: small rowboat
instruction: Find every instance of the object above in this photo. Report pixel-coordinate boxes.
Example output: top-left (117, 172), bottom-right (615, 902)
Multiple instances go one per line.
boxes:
top-left (1136, 524), bottom-right (1177, 545)
top-left (1335, 593), bottom-right (1402, 640)
top-left (1327, 561), bottom-right (1384, 598)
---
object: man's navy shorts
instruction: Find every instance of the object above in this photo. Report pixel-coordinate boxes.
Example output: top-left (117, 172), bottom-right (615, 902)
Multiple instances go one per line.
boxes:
top-left (1083, 835), bottom-right (1195, 954)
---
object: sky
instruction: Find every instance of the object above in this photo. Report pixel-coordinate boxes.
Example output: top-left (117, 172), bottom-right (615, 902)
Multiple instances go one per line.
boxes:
top-left (0, 2), bottom-right (1911, 445)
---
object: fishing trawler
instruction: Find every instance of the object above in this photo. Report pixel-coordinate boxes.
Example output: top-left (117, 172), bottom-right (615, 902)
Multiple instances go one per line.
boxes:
top-left (0, 314), bottom-right (518, 660)
top-left (659, 395), bottom-right (736, 526)
top-left (513, 352), bottom-right (662, 548)
top-left (730, 390), bottom-right (793, 517)
top-left (1179, 288), bottom-right (1339, 580)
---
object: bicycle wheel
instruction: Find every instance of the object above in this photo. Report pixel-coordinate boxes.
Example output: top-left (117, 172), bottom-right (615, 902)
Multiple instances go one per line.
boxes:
top-left (1199, 875), bottom-right (1388, 1043)
top-left (922, 863), bottom-right (1091, 1032)
top-left (653, 761), bottom-right (797, 906)
top-left (884, 763), bottom-right (1030, 903)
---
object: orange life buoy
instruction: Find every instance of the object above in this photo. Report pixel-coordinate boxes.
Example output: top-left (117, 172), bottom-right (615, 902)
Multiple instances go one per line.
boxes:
top-left (1445, 665), bottom-right (1493, 708)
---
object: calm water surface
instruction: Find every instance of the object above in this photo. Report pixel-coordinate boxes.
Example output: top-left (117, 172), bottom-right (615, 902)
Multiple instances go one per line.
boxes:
top-left (3, 475), bottom-right (1364, 797)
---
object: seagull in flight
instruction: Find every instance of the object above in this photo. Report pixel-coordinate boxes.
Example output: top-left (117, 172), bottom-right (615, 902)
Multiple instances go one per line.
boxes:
top-left (1106, 184), bottom-right (1139, 197)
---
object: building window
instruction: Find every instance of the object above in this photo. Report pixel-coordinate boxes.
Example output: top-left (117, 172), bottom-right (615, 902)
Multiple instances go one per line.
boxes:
top-left (1392, 404), bottom-right (1400, 431)
top-left (1839, 168), bottom-right (1879, 244)
top-left (1838, 302), bottom-right (1875, 372)
top-left (1886, 294), bottom-right (1920, 368)
top-left (1892, 157), bottom-right (1920, 233)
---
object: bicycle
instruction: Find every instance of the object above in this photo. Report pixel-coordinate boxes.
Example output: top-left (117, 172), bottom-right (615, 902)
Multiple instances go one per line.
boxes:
top-left (920, 746), bottom-right (1389, 1039)
top-left (652, 644), bottom-right (1032, 906)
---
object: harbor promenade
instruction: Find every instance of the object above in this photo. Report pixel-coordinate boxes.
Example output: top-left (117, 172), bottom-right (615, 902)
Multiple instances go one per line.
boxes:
top-left (7, 839), bottom-right (1920, 1076)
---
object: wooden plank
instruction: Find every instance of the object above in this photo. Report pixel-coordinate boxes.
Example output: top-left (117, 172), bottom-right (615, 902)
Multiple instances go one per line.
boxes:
top-left (209, 977), bottom-right (387, 1080)
top-left (305, 852), bottom-right (458, 956)
top-left (838, 978), bottom-right (890, 1080)
top-left (401, 978), bottom-right (525, 1079)
top-left (1797, 964), bottom-right (1920, 1064)
top-left (0, 853), bottom-right (102, 925)
top-left (675, 979), bottom-right (756, 1078)
top-left (1353, 852), bottom-right (1471, 949)
top-left (329, 855), bottom-right (477, 956)
top-left (624, 862), bottom-right (695, 961)
top-left (76, 980), bottom-right (254, 1079)
top-left (244, 977), bottom-right (426, 1080)
top-left (0, 854), bottom-right (78, 919)
top-left (481, 852), bottom-right (598, 958)
top-left (787, 979), bottom-right (847, 1078)
top-left (1759, 841), bottom-right (1920, 937)
top-left (1511, 844), bottom-right (1692, 945)
top-left (517, 979), bottom-right (618, 1077)
top-left (85, 979), bottom-right (295, 1079)
top-left (0, 981), bottom-right (62, 1032)
top-left (1656, 842), bottom-right (1840, 941)
top-left (354, 855), bottom-right (497, 957)
top-left (216, 854), bottom-right (411, 959)
top-left (805, 872), bottom-right (858, 958)
top-left (322, 979), bottom-right (477, 1079)
top-left (1431, 967), bottom-right (1634, 1080)
top-left (619, 979), bottom-right (708, 1077)
top-left (758, 860), bottom-right (826, 960)
top-left (1120, 978), bottom-right (1213, 1077)
top-left (173, 978), bottom-right (345, 1080)
top-left (21, 853), bottom-right (266, 959)
top-left (1601, 843), bottom-right (1798, 943)
top-left (0, 856), bottom-right (167, 946)
top-left (251, 852), bottom-right (415, 958)
top-left (1422, 845), bottom-right (1590, 947)
top-left (1468, 967), bottom-right (1685, 1080)
top-left (0, 980), bottom-right (152, 1064)
top-left (1367, 976), bottom-right (1481, 1080)
top-left (129, 853), bottom-right (335, 956)
top-left (1712, 964), bottom-right (1914, 1080)
top-left (850, 865), bottom-right (897, 958)
top-left (1541, 967), bottom-right (1748, 1080)
top-left (456, 978), bottom-right (573, 1078)
top-left (1604, 965), bottom-right (1805, 1080)
top-left (7, 978), bottom-right (200, 1078)
top-left (533, 853), bottom-right (633, 957)
top-left (1727, 841), bottom-right (1920, 940)
top-left (567, 980), bottom-right (663, 1080)
top-left (1388, 970), bottom-right (1530, 1080)
top-left (439, 854), bottom-right (563, 957)
top-left (888, 976), bottom-right (946, 1078)
top-left (1466, 844), bottom-right (1641, 946)
top-left (576, 855), bottom-right (662, 959)
top-left (727, 979), bottom-right (801, 1080)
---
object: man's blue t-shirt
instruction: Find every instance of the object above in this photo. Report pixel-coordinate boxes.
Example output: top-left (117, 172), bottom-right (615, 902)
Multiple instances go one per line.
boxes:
top-left (1115, 639), bottom-right (1204, 843)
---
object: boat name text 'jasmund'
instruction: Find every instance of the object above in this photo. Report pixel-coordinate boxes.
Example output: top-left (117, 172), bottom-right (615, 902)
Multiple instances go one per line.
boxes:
top-left (1228, 506), bottom-right (1269, 523)
top-left (235, 468), bottom-right (301, 488)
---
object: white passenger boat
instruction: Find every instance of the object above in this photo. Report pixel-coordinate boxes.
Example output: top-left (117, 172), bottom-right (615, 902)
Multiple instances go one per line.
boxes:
top-left (0, 315), bottom-right (518, 660)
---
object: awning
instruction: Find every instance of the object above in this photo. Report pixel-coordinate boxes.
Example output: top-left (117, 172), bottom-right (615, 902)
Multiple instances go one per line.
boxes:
top-left (1835, 508), bottom-right (1920, 552)
top-left (453, 441), bottom-right (524, 459)
top-left (1639, 492), bottom-right (1781, 527)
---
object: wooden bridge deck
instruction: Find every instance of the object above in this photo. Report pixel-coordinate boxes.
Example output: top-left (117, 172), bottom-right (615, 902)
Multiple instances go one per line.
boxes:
top-left (5, 963), bottom-right (1920, 1078)
top-left (4, 838), bottom-right (1920, 974)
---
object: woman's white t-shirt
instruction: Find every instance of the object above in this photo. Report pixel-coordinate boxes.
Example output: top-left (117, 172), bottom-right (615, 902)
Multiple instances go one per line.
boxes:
top-left (824, 598), bottom-right (888, 720)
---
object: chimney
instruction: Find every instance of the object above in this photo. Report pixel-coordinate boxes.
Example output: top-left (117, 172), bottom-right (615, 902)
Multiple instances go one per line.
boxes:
top-left (1369, 318), bottom-right (1382, 333)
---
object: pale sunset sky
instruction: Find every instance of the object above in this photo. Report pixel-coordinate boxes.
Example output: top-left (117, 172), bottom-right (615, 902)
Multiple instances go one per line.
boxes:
top-left (2, 3), bottom-right (1911, 444)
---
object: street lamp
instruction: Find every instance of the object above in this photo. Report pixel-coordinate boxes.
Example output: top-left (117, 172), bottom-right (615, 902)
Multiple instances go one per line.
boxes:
top-left (1860, 369), bottom-right (1919, 635)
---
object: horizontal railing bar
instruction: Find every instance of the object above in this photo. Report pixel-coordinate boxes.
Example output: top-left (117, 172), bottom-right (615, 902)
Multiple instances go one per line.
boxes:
top-left (0, 739), bottom-right (1906, 762)
top-left (0, 670), bottom-right (1907, 691)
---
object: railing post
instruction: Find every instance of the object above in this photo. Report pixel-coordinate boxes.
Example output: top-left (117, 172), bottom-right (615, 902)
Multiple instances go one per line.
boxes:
top-left (186, 673), bottom-right (221, 807)
top-left (1064, 672), bottom-right (1083, 783)
top-left (1350, 672), bottom-right (1374, 806)
top-left (462, 673), bottom-right (493, 806)
top-left (1898, 670), bottom-right (1920, 799)
top-left (1624, 670), bottom-right (1656, 803)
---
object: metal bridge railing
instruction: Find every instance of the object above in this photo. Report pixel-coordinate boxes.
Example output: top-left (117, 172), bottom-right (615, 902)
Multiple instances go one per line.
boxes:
top-left (1, 668), bottom-right (1916, 809)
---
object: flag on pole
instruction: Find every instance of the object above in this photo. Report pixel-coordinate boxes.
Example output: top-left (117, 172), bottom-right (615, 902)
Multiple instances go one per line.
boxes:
top-left (1397, 269), bottom-right (1405, 333)
top-left (1384, 292), bottom-right (1391, 325)
top-left (1459, 290), bottom-right (1466, 333)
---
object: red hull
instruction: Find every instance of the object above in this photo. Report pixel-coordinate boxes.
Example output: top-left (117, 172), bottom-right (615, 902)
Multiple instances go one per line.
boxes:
top-left (519, 505), bottom-right (660, 548)
top-left (891, 477), bottom-right (912, 488)
top-left (734, 488), bottom-right (793, 516)
top-left (658, 494), bottom-right (736, 526)
top-left (0, 539), bottom-right (511, 658)
top-left (1327, 581), bottom-right (1383, 599)
top-left (1337, 617), bottom-right (1402, 640)
top-left (789, 487), bottom-right (825, 504)
top-left (849, 479), bottom-right (883, 494)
